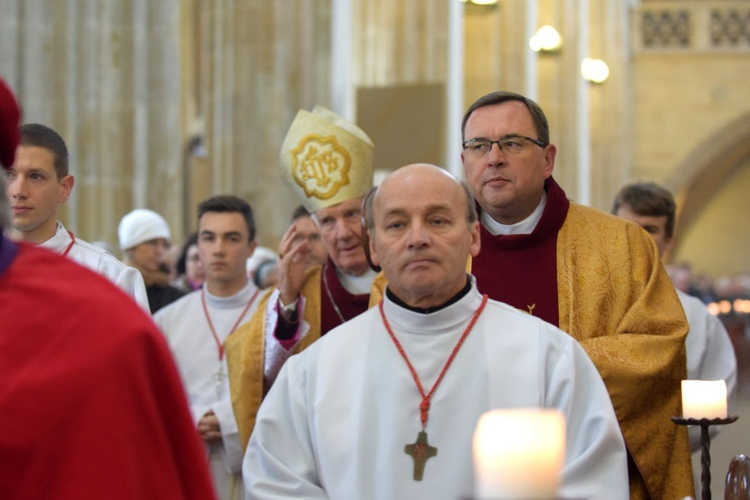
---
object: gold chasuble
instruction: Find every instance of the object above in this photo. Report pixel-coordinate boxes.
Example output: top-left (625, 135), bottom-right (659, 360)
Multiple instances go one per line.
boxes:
top-left (226, 266), bottom-right (323, 450)
top-left (369, 201), bottom-right (692, 500)
top-left (554, 204), bottom-right (692, 500)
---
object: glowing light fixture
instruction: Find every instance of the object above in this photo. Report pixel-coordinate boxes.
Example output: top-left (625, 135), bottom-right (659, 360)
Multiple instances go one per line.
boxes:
top-left (460, 0), bottom-right (499, 5)
top-left (530, 25), bottom-right (562, 53)
top-left (581, 57), bottom-right (610, 84)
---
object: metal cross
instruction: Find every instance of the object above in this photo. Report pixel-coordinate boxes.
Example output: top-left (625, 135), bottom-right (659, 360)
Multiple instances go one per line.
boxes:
top-left (214, 367), bottom-right (226, 398)
top-left (404, 430), bottom-right (438, 481)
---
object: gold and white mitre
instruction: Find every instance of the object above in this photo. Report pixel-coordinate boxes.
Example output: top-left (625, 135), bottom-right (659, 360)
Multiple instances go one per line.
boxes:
top-left (280, 105), bottom-right (374, 213)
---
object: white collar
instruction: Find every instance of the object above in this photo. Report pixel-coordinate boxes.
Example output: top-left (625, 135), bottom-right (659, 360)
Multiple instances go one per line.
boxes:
top-left (202, 280), bottom-right (259, 309)
top-left (482, 191), bottom-right (547, 236)
top-left (381, 279), bottom-right (485, 336)
top-left (337, 266), bottom-right (378, 295)
top-left (38, 221), bottom-right (72, 254)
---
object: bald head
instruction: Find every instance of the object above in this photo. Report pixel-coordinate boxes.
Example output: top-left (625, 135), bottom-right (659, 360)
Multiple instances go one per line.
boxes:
top-left (365, 163), bottom-right (480, 308)
top-left (365, 164), bottom-right (477, 234)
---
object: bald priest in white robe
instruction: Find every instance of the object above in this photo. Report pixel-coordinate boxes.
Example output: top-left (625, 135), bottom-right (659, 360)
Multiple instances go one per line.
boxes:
top-left (244, 164), bottom-right (628, 500)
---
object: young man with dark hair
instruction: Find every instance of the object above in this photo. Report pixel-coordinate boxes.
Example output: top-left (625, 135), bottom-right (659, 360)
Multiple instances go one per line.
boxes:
top-left (5, 122), bottom-right (149, 311)
top-left (154, 195), bottom-right (261, 500)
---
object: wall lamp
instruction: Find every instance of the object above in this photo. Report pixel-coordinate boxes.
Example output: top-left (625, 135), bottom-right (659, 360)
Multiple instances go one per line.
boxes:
top-left (460, 0), bottom-right (499, 6)
top-left (530, 25), bottom-right (562, 53)
top-left (581, 57), bottom-right (610, 84)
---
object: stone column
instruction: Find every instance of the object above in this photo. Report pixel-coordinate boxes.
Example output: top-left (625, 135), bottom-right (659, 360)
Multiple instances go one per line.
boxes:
top-left (2, 0), bottom-right (183, 253)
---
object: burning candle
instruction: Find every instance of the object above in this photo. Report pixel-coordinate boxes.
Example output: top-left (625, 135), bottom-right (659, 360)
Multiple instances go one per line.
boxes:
top-left (473, 409), bottom-right (565, 500)
top-left (681, 380), bottom-right (727, 420)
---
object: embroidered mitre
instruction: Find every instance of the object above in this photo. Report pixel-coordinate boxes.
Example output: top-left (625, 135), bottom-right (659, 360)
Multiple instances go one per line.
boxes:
top-left (279, 106), bottom-right (374, 213)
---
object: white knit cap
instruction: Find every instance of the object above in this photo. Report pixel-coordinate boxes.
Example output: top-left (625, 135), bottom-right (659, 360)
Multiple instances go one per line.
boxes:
top-left (118, 208), bottom-right (171, 250)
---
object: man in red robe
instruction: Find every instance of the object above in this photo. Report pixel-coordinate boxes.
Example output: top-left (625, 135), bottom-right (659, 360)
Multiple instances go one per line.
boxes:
top-left (461, 90), bottom-right (693, 499)
top-left (0, 78), bottom-right (216, 499)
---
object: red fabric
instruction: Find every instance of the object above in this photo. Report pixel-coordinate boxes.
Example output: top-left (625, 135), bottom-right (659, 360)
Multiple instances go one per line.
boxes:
top-left (0, 242), bottom-right (216, 500)
top-left (320, 259), bottom-right (370, 335)
top-left (471, 177), bottom-right (570, 326)
top-left (0, 78), bottom-right (20, 169)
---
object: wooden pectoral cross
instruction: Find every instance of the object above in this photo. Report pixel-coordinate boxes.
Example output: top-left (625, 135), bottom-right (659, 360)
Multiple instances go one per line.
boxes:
top-left (404, 430), bottom-right (438, 481)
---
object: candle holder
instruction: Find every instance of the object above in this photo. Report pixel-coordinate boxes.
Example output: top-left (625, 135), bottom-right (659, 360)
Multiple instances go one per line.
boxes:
top-left (671, 415), bottom-right (739, 500)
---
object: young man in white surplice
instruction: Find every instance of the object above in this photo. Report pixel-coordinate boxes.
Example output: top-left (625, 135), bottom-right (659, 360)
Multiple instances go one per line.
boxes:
top-left (4, 123), bottom-right (148, 311)
top-left (154, 195), bottom-right (261, 500)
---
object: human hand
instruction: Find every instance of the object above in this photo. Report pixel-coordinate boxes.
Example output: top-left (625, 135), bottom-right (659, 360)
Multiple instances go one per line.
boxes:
top-left (197, 409), bottom-right (222, 443)
top-left (276, 223), bottom-right (311, 305)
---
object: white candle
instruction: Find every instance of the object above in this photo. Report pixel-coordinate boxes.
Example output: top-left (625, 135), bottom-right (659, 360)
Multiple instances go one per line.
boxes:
top-left (473, 409), bottom-right (565, 500)
top-left (681, 380), bottom-right (727, 419)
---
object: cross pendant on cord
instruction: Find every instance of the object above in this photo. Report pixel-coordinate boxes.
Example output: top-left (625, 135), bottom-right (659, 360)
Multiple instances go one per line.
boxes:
top-left (404, 430), bottom-right (438, 481)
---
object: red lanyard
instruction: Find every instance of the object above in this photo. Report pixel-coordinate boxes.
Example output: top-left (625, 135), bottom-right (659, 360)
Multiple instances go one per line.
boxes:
top-left (379, 294), bottom-right (488, 430)
top-left (61, 231), bottom-right (75, 257)
top-left (201, 288), bottom-right (260, 361)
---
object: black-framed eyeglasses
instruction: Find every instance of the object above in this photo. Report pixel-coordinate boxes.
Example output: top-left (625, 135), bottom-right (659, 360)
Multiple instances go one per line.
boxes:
top-left (461, 135), bottom-right (547, 157)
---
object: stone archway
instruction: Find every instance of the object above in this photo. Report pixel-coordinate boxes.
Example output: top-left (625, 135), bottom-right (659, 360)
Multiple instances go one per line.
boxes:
top-left (667, 112), bottom-right (750, 262)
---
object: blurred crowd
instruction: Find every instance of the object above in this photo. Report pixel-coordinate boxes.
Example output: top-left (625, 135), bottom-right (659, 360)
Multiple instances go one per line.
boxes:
top-left (669, 263), bottom-right (750, 396)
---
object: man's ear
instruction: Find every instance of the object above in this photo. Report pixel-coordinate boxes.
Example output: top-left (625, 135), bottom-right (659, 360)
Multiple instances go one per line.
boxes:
top-left (369, 235), bottom-right (380, 268)
top-left (247, 240), bottom-right (258, 256)
top-left (58, 174), bottom-right (74, 203)
top-left (664, 234), bottom-right (675, 256)
top-left (469, 220), bottom-right (481, 258)
top-left (543, 144), bottom-right (557, 179)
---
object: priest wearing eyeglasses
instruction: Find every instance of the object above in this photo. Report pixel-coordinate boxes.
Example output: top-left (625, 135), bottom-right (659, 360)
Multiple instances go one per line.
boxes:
top-left (459, 91), bottom-right (693, 500)
top-left (244, 164), bottom-right (628, 500)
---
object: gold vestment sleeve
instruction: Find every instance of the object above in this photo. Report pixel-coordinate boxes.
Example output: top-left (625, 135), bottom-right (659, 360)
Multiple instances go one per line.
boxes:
top-left (226, 266), bottom-right (323, 450)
